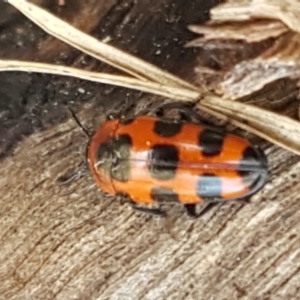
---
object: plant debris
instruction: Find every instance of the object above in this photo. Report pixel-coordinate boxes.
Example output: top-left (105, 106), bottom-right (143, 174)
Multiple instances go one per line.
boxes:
top-left (2, 0), bottom-right (300, 155)
top-left (188, 0), bottom-right (300, 99)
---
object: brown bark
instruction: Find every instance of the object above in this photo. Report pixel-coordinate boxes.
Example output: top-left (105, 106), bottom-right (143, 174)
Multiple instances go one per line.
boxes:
top-left (1, 1), bottom-right (300, 299)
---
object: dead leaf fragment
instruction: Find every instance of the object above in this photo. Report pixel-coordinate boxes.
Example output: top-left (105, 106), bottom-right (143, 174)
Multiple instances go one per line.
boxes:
top-left (188, 20), bottom-right (287, 44)
top-left (209, 0), bottom-right (300, 35)
top-left (218, 32), bottom-right (300, 98)
top-left (219, 58), bottom-right (300, 99)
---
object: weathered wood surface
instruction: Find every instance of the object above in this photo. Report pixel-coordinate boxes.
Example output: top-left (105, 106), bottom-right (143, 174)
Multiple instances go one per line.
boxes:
top-left (1, 1), bottom-right (300, 299)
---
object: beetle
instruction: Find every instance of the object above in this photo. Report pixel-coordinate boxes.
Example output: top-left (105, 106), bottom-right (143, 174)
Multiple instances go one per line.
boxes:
top-left (86, 105), bottom-right (268, 217)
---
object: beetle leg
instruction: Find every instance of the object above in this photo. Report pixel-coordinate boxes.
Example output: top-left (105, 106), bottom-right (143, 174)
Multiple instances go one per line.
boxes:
top-left (151, 102), bottom-right (216, 126)
top-left (151, 102), bottom-right (228, 131)
top-left (128, 201), bottom-right (166, 216)
top-left (56, 161), bottom-right (87, 185)
top-left (238, 197), bottom-right (251, 204)
top-left (155, 102), bottom-right (195, 113)
top-left (155, 102), bottom-right (197, 121)
top-left (184, 202), bottom-right (220, 218)
top-left (132, 205), bottom-right (167, 216)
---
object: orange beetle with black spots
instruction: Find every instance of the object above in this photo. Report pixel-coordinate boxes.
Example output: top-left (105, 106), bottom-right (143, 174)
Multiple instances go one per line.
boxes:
top-left (86, 107), bottom-right (268, 217)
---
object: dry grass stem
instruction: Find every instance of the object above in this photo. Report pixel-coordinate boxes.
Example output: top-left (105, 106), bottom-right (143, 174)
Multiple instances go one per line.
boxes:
top-left (7, 0), bottom-right (197, 91)
top-left (0, 60), bottom-right (199, 101)
top-left (210, 0), bottom-right (300, 35)
top-left (188, 20), bottom-right (287, 44)
top-left (201, 96), bottom-right (300, 155)
top-left (3, 0), bottom-right (300, 155)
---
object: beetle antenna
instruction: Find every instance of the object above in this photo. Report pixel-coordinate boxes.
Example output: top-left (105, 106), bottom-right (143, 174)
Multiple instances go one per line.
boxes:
top-left (69, 108), bottom-right (90, 138)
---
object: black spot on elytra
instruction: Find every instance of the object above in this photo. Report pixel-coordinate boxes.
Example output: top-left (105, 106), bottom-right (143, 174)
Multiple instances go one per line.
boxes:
top-left (153, 120), bottom-right (182, 137)
top-left (96, 134), bottom-right (132, 182)
top-left (148, 144), bottom-right (178, 180)
top-left (198, 128), bottom-right (225, 156)
top-left (237, 146), bottom-right (268, 195)
top-left (150, 187), bottom-right (179, 203)
top-left (238, 146), bottom-right (268, 172)
top-left (238, 147), bottom-right (257, 177)
top-left (196, 173), bottom-right (222, 199)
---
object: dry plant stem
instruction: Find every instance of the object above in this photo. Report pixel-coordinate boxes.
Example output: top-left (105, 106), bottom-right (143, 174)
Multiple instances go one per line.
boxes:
top-left (7, 0), bottom-right (197, 91)
top-left (4, 0), bottom-right (300, 156)
top-left (219, 59), bottom-right (300, 99)
top-left (200, 96), bottom-right (300, 155)
top-left (0, 60), bottom-right (199, 101)
top-left (187, 20), bottom-right (288, 43)
top-left (210, 1), bottom-right (300, 35)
